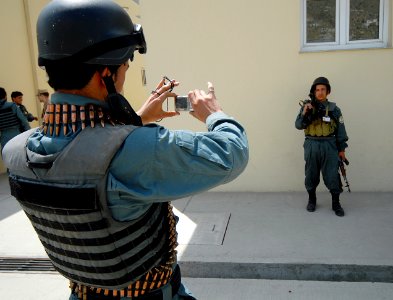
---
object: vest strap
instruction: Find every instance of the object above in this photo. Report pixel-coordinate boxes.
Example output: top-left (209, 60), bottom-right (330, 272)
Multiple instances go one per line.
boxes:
top-left (9, 176), bottom-right (98, 211)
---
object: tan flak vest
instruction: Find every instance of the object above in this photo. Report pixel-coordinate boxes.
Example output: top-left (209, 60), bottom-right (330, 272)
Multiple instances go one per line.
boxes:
top-left (304, 103), bottom-right (337, 137)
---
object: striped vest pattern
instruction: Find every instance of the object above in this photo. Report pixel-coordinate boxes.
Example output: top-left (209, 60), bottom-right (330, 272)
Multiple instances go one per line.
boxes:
top-left (6, 126), bottom-right (173, 290)
top-left (0, 104), bottom-right (20, 130)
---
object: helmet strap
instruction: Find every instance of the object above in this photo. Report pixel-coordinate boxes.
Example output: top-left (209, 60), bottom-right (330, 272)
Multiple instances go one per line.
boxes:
top-left (102, 74), bottom-right (117, 94)
top-left (103, 75), bottom-right (142, 126)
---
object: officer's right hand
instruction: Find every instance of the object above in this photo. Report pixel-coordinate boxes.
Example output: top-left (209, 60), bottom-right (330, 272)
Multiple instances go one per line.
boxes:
top-left (188, 82), bottom-right (223, 123)
top-left (338, 151), bottom-right (347, 162)
top-left (302, 103), bottom-right (313, 116)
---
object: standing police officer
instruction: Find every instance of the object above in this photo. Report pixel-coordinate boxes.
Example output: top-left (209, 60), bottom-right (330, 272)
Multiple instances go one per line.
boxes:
top-left (11, 91), bottom-right (39, 122)
top-left (0, 87), bottom-right (30, 150)
top-left (2, 0), bottom-right (248, 299)
top-left (295, 77), bottom-right (348, 217)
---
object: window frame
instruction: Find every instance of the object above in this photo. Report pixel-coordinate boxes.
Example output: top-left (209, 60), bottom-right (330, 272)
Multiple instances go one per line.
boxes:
top-left (300, 0), bottom-right (390, 52)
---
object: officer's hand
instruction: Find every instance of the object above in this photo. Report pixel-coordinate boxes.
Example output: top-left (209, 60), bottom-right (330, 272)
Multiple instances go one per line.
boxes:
top-left (137, 77), bottom-right (180, 124)
top-left (188, 82), bottom-right (223, 123)
top-left (338, 151), bottom-right (346, 162)
top-left (302, 103), bottom-right (313, 116)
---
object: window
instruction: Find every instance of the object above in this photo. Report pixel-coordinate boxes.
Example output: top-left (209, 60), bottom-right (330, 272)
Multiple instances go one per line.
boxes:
top-left (301, 0), bottom-right (390, 52)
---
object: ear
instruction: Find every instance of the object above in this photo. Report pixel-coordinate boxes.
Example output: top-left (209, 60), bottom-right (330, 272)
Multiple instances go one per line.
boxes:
top-left (100, 67), bottom-right (111, 78)
top-left (89, 70), bottom-right (109, 92)
top-left (96, 67), bottom-right (112, 79)
top-left (100, 67), bottom-right (117, 83)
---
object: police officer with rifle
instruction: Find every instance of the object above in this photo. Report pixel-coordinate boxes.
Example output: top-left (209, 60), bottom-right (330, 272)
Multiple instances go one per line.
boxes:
top-left (295, 77), bottom-right (349, 217)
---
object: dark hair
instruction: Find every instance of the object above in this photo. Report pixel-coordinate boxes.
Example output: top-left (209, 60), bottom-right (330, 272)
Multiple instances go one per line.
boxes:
top-left (0, 87), bottom-right (6, 99)
top-left (11, 91), bottom-right (23, 98)
top-left (45, 63), bottom-right (121, 91)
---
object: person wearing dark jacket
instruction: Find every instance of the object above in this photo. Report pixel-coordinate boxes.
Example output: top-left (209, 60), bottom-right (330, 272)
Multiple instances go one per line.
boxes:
top-left (0, 87), bottom-right (30, 150)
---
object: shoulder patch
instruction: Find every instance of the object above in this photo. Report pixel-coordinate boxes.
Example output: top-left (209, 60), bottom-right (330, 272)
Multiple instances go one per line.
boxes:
top-left (339, 116), bottom-right (344, 124)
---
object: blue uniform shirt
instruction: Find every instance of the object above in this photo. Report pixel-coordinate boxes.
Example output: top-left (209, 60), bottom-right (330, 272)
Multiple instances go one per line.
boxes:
top-left (27, 93), bottom-right (249, 221)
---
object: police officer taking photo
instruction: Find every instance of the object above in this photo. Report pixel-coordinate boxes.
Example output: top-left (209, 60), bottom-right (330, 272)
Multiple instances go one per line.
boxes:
top-left (295, 77), bottom-right (349, 217)
top-left (2, 0), bottom-right (249, 299)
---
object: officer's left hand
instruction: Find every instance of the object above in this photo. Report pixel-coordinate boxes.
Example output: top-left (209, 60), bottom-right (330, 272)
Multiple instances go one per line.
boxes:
top-left (338, 151), bottom-right (346, 162)
top-left (137, 77), bottom-right (180, 124)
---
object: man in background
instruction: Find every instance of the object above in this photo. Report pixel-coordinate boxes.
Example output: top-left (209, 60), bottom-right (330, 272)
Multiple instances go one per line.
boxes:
top-left (0, 87), bottom-right (30, 150)
top-left (37, 89), bottom-right (50, 120)
top-left (11, 91), bottom-right (38, 122)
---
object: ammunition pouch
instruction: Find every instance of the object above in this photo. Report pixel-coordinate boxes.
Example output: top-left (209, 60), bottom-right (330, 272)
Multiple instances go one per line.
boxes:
top-left (304, 118), bottom-right (336, 137)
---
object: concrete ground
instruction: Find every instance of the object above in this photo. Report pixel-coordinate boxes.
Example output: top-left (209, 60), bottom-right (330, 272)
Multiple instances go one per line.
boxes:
top-left (1, 273), bottom-right (393, 300)
top-left (1, 173), bottom-right (393, 299)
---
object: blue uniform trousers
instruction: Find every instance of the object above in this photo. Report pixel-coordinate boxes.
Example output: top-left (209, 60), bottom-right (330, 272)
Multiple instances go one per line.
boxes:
top-left (304, 137), bottom-right (342, 194)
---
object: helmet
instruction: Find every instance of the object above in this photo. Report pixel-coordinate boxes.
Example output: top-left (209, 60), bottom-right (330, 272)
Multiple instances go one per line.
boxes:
top-left (37, 0), bottom-right (147, 66)
top-left (310, 77), bottom-right (331, 94)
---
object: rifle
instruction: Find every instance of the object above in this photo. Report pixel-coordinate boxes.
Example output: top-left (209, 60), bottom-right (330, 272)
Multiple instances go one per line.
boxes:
top-left (298, 93), bottom-right (324, 127)
top-left (298, 93), bottom-right (317, 108)
top-left (339, 158), bottom-right (351, 192)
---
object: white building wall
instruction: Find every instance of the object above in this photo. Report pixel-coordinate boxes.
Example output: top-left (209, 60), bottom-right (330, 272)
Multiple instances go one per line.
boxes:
top-left (140, 0), bottom-right (393, 192)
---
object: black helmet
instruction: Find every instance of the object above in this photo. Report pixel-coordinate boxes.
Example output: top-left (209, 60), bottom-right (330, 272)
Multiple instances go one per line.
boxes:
top-left (310, 77), bottom-right (331, 94)
top-left (37, 0), bottom-right (147, 67)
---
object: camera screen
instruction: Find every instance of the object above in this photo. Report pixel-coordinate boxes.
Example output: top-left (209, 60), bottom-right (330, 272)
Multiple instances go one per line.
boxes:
top-left (175, 96), bottom-right (192, 111)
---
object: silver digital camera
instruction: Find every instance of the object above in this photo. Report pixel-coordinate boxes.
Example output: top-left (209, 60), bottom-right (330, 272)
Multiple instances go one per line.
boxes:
top-left (174, 96), bottom-right (193, 112)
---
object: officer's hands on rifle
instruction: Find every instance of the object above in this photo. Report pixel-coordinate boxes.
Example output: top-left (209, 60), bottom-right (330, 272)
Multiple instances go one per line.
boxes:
top-left (302, 102), bottom-right (313, 116)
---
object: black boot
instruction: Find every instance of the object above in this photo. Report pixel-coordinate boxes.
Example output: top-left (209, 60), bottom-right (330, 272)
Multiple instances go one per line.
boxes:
top-left (331, 193), bottom-right (345, 217)
top-left (306, 189), bottom-right (316, 212)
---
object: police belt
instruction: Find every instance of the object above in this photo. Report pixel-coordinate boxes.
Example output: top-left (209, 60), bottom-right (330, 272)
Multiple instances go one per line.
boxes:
top-left (71, 265), bottom-right (181, 300)
top-left (305, 135), bottom-right (335, 140)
